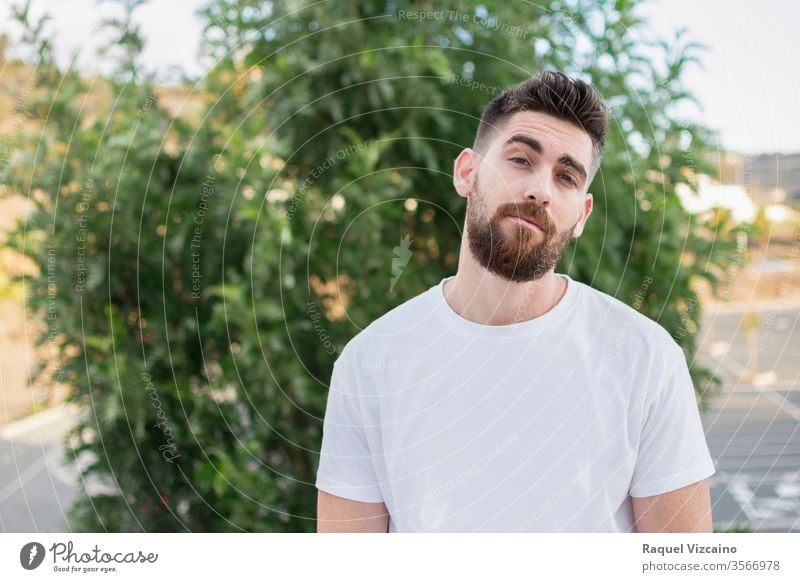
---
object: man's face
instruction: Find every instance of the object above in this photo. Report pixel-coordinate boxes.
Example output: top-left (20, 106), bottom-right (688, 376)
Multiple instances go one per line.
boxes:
top-left (458, 111), bottom-right (595, 282)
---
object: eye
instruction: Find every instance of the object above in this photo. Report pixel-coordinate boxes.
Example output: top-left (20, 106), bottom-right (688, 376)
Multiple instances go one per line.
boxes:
top-left (560, 173), bottom-right (577, 187)
top-left (510, 157), bottom-right (530, 166)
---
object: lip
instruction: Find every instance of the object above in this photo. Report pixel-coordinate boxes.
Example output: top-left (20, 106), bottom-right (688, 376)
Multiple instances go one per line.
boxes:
top-left (508, 215), bottom-right (544, 232)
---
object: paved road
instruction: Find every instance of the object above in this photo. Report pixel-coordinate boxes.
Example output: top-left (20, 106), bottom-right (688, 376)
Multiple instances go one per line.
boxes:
top-left (699, 304), bottom-right (800, 532)
top-left (0, 405), bottom-right (78, 532)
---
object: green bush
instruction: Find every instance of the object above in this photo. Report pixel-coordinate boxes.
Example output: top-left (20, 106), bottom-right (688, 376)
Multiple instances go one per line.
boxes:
top-left (4, 0), bottom-right (738, 531)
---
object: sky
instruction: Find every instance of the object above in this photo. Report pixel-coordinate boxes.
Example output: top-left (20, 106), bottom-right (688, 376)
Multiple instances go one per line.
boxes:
top-left (640, 0), bottom-right (800, 155)
top-left (1, 0), bottom-right (798, 156)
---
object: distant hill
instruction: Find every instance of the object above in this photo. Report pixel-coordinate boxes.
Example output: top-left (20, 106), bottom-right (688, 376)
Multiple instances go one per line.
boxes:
top-left (0, 35), bottom-right (205, 142)
top-left (720, 151), bottom-right (800, 204)
top-left (750, 153), bottom-right (800, 204)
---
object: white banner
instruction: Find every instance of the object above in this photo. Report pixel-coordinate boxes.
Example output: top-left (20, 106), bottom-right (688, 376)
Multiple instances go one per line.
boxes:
top-left (1, 533), bottom-right (797, 581)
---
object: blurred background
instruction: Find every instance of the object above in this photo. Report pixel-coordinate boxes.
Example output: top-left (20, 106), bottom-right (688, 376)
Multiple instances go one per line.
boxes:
top-left (0, 0), bottom-right (798, 533)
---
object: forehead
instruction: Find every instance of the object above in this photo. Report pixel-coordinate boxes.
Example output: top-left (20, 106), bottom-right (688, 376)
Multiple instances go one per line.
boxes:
top-left (490, 111), bottom-right (594, 165)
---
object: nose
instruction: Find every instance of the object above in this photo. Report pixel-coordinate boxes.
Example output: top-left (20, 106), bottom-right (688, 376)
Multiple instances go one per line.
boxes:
top-left (525, 174), bottom-right (552, 207)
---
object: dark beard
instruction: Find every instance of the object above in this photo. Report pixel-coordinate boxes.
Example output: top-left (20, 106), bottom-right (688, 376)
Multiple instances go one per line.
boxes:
top-left (466, 180), bottom-right (577, 283)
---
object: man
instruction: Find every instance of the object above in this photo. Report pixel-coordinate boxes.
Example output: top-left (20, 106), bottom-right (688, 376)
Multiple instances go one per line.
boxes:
top-left (315, 71), bottom-right (715, 533)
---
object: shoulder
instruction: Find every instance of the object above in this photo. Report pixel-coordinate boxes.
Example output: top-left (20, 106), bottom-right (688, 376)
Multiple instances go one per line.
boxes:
top-left (336, 285), bottom-right (434, 365)
top-left (570, 278), bottom-right (681, 355)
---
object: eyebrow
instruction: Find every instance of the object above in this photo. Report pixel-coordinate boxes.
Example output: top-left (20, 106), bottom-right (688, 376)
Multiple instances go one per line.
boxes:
top-left (503, 134), bottom-right (588, 184)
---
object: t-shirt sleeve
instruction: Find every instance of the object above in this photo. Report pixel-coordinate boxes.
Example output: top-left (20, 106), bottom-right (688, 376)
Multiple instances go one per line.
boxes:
top-left (315, 353), bottom-right (384, 503)
top-left (630, 343), bottom-right (716, 498)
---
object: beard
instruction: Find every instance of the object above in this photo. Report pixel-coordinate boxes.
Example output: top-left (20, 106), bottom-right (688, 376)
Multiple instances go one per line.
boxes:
top-left (466, 174), bottom-right (578, 283)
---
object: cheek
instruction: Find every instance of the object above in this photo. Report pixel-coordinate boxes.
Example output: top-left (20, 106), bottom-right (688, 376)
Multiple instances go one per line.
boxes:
top-left (481, 160), bottom-right (517, 189)
top-left (565, 197), bottom-right (586, 220)
top-left (476, 197), bottom-right (498, 221)
top-left (547, 205), bottom-right (579, 233)
top-left (498, 171), bottom-right (527, 193)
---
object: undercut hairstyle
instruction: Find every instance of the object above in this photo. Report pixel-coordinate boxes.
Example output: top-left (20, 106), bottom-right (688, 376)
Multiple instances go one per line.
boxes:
top-left (473, 71), bottom-right (610, 178)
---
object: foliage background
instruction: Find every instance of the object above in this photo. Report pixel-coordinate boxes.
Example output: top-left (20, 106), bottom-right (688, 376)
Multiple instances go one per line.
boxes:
top-left (2, 0), bottom-right (737, 531)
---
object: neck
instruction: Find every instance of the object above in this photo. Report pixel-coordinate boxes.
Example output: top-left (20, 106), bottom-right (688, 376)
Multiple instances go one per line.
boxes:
top-left (443, 236), bottom-right (567, 326)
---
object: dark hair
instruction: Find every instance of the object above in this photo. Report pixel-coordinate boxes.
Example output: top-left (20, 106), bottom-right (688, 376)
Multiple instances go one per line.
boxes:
top-left (473, 71), bottom-right (609, 176)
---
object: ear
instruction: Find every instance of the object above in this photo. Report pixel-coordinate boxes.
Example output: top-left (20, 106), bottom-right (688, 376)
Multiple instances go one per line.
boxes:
top-left (453, 148), bottom-right (479, 199)
top-left (570, 192), bottom-right (593, 237)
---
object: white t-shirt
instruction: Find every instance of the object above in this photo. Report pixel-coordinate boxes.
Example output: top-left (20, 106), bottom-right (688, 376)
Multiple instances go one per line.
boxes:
top-left (316, 274), bottom-right (716, 532)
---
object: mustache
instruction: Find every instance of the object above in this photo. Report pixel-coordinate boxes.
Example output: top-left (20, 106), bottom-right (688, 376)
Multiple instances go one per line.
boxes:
top-left (496, 203), bottom-right (555, 234)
